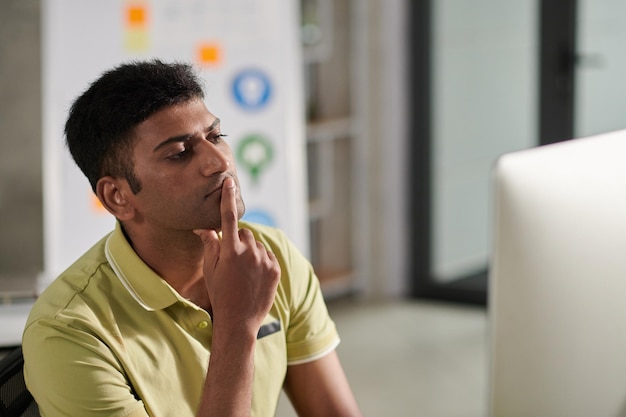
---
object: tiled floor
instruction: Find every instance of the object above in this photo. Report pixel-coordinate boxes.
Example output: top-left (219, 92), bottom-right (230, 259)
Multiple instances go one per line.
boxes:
top-left (275, 299), bottom-right (488, 417)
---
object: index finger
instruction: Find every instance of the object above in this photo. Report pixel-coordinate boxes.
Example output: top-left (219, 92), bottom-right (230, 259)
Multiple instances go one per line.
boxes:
top-left (219, 176), bottom-right (239, 244)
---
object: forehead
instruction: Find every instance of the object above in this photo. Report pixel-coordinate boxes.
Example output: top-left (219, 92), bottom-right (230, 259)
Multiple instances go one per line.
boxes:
top-left (132, 99), bottom-right (218, 147)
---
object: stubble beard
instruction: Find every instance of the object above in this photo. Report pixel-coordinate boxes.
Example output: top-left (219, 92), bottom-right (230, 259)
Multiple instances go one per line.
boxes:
top-left (206, 196), bottom-right (246, 231)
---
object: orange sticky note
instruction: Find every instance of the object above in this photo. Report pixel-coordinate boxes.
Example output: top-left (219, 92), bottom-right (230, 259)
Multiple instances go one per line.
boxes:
top-left (197, 43), bottom-right (222, 66)
top-left (91, 194), bottom-right (108, 214)
top-left (127, 5), bottom-right (147, 28)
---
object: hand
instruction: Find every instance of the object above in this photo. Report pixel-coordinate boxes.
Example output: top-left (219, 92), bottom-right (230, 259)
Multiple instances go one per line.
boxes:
top-left (194, 177), bottom-right (281, 335)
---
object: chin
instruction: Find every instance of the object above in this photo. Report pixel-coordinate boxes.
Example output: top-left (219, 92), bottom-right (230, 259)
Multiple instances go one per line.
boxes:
top-left (194, 198), bottom-right (245, 231)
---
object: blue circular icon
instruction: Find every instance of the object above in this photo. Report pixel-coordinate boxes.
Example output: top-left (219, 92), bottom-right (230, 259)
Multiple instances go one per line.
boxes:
top-left (242, 209), bottom-right (276, 227)
top-left (232, 69), bottom-right (272, 111)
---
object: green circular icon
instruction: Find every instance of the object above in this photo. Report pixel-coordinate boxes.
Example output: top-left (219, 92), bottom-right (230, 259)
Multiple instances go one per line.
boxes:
top-left (236, 134), bottom-right (274, 184)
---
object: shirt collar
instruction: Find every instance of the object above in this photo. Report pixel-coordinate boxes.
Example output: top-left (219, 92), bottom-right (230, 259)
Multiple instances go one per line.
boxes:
top-left (105, 222), bottom-right (181, 311)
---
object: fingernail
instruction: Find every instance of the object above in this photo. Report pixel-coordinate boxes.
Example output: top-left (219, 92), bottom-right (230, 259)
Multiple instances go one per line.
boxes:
top-left (224, 177), bottom-right (235, 188)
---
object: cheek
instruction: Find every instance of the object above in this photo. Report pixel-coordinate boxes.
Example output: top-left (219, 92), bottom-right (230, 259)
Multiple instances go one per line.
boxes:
top-left (138, 175), bottom-right (189, 208)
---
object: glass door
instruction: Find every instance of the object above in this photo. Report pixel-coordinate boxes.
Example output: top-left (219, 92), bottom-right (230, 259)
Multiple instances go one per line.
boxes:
top-left (409, 0), bottom-right (539, 304)
top-left (575, 0), bottom-right (626, 137)
top-left (410, 0), bottom-right (626, 305)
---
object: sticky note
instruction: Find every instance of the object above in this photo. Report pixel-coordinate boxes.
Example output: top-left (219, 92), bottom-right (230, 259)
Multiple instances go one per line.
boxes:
top-left (124, 30), bottom-right (150, 52)
top-left (197, 42), bottom-right (222, 66)
top-left (91, 194), bottom-right (108, 214)
top-left (126, 5), bottom-right (147, 28)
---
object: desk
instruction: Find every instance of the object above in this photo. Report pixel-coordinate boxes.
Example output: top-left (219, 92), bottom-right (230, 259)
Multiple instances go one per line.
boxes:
top-left (0, 302), bottom-right (33, 347)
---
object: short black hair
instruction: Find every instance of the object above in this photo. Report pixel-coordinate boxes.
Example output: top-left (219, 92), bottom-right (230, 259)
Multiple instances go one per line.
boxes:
top-left (65, 59), bottom-right (205, 193)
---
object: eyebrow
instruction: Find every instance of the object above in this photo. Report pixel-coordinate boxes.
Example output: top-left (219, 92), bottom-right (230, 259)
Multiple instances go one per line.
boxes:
top-left (153, 118), bottom-right (221, 152)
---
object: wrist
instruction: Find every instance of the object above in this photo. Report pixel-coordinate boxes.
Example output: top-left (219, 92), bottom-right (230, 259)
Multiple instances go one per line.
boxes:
top-left (211, 319), bottom-right (259, 348)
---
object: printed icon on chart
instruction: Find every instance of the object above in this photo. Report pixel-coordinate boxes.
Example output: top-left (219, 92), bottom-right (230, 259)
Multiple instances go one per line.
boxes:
top-left (232, 69), bottom-right (272, 111)
top-left (242, 209), bottom-right (276, 227)
top-left (236, 134), bottom-right (274, 184)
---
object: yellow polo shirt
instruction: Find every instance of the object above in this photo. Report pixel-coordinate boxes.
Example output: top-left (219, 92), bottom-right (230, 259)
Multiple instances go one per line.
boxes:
top-left (23, 222), bottom-right (339, 417)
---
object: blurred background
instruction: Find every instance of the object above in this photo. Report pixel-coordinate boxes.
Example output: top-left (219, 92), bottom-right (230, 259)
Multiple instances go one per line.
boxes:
top-left (2, 1), bottom-right (626, 416)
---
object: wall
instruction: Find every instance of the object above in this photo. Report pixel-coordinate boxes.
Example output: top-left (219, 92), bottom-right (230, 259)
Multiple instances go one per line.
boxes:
top-left (0, 0), bottom-right (412, 299)
top-left (0, 0), bottom-right (42, 294)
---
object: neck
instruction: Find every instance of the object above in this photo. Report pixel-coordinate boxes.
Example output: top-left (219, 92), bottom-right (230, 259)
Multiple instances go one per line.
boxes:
top-left (123, 224), bottom-right (210, 308)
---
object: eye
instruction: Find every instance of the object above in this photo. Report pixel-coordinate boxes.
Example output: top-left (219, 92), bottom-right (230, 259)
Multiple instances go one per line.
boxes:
top-left (167, 145), bottom-right (192, 160)
top-left (209, 133), bottom-right (228, 144)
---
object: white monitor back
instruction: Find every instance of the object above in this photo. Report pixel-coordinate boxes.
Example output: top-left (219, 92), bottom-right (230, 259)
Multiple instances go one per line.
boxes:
top-left (489, 130), bottom-right (626, 417)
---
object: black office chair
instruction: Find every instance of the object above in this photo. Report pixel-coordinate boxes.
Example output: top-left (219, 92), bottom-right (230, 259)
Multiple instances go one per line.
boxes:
top-left (0, 347), bottom-right (39, 417)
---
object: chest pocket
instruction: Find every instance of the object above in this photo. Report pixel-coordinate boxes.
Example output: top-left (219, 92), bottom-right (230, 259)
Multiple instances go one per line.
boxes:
top-left (257, 319), bottom-right (281, 339)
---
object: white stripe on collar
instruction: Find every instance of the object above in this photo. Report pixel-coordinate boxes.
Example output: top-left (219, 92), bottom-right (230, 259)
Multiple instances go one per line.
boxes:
top-left (104, 233), bottom-right (156, 311)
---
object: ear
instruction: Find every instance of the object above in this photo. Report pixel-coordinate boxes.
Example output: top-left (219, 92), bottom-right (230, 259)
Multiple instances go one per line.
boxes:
top-left (95, 176), bottom-right (136, 221)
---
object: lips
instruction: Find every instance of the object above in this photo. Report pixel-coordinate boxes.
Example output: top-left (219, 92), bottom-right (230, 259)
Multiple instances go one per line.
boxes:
top-left (205, 185), bottom-right (222, 199)
top-left (204, 176), bottom-right (231, 199)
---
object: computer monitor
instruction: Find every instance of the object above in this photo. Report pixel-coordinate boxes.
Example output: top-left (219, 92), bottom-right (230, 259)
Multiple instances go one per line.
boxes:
top-left (488, 129), bottom-right (626, 417)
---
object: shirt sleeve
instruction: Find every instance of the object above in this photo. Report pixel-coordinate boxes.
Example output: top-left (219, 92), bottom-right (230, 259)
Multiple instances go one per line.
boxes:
top-left (266, 228), bottom-right (340, 365)
top-left (23, 318), bottom-right (149, 417)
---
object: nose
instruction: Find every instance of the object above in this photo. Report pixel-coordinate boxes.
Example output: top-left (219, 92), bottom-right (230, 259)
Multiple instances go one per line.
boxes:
top-left (198, 141), bottom-right (230, 176)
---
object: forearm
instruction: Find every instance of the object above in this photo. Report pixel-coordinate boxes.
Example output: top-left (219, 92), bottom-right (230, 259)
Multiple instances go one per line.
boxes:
top-left (194, 179), bottom-right (281, 416)
top-left (284, 351), bottom-right (362, 417)
top-left (196, 327), bottom-right (257, 417)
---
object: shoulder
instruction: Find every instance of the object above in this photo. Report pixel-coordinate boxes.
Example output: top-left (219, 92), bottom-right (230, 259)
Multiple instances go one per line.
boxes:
top-left (239, 221), bottom-right (292, 253)
top-left (24, 232), bottom-right (114, 332)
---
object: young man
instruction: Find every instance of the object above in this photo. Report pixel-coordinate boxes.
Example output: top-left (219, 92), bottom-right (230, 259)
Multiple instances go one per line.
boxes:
top-left (23, 60), bottom-right (362, 417)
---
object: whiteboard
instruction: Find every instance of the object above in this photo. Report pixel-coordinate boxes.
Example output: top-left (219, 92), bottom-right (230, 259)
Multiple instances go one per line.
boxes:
top-left (41, 0), bottom-right (308, 290)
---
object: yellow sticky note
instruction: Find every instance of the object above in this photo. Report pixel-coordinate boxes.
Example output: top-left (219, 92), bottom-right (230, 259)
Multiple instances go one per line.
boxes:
top-left (124, 30), bottom-right (150, 52)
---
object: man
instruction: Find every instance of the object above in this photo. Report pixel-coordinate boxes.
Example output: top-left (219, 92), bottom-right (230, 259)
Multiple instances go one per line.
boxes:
top-left (23, 60), bottom-right (362, 417)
